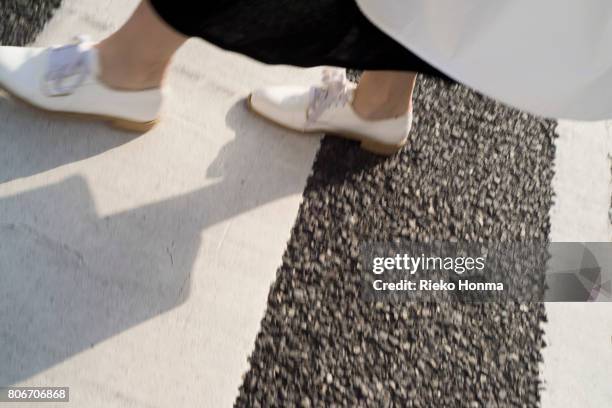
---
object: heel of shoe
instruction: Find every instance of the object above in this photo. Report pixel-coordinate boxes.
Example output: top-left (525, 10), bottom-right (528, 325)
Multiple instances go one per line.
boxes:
top-left (109, 117), bottom-right (158, 133)
top-left (360, 138), bottom-right (406, 156)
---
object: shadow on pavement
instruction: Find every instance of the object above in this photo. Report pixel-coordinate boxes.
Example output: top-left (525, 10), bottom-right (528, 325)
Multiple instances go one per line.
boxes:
top-left (0, 93), bottom-right (139, 183)
top-left (0, 99), bottom-right (311, 385)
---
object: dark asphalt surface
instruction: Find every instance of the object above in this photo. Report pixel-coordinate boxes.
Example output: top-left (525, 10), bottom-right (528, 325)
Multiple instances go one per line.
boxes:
top-left (235, 77), bottom-right (554, 407)
top-left (2, 2), bottom-right (554, 407)
top-left (0, 0), bottom-right (61, 46)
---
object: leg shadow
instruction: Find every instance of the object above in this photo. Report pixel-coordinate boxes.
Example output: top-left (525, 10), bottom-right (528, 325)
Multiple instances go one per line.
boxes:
top-left (0, 92), bottom-right (139, 183)
top-left (0, 99), bottom-right (317, 384)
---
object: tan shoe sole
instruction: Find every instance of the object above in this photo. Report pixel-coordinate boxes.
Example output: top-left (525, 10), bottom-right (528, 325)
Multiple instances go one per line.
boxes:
top-left (0, 84), bottom-right (158, 132)
top-left (246, 94), bottom-right (407, 156)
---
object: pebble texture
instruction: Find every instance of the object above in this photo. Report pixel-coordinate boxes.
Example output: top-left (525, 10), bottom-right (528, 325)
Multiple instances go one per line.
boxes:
top-left (235, 76), bottom-right (555, 407)
top-left (0, 0), bottom-right (61, 46)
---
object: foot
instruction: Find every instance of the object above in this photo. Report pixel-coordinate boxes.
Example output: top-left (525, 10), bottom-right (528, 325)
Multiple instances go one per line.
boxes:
top-left (248, 69), bottom-right (413, 155)
top-left (0, 36), bottom-right (162, 131)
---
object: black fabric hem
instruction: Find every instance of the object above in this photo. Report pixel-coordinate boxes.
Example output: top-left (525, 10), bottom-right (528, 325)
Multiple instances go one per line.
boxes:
top-left (149, 0), bottom-right (449, 79)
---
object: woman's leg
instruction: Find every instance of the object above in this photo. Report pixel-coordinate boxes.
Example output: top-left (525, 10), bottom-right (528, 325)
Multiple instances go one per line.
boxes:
top-left (96, 1), bottom-right (417, 117)
top-left (96, 1), bottom-right (187, 90)
top-left (0, 0), bottom-right (419, 150)
top-left (352, 71), bottom-right (416, 120)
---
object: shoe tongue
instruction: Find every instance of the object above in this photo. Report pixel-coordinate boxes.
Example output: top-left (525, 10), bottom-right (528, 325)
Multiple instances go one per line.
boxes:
top-left (45, 37), bottom-right (97, 96)
top-left (71, 36), bottom-right (99, 76)
top-left (86, 44), bottom-right (101, 77)
top-left (49, 38), bottom-right (95, 68)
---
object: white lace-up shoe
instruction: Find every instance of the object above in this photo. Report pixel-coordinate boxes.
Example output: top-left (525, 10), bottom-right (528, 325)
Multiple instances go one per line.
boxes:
top-left (0, 36), bottom-right (162, 131)
top-left (248, 69), bottom-right (412, 155)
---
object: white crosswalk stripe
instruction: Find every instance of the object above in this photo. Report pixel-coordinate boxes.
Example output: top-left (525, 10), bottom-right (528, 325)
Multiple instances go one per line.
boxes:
top-left (542, 120), bottom-right (612, 407)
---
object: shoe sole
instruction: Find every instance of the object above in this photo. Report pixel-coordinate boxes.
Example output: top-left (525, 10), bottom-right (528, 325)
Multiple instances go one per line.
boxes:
top-left (0, 84), bottom-right (158, 132)
top-left (246, 94), bottom-right (407, 156)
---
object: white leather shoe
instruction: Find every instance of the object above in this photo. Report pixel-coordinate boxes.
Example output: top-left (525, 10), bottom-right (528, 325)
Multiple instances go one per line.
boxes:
top-left (0, 36), bottom-right (162, 131)
top-left (248, 69), bottom-right (412, 155)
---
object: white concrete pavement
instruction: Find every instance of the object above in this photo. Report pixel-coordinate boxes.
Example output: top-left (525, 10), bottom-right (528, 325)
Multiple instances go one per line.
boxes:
top-left (0, 1), bottom-right (322, 406)
top-left (542, 120), bottom-right (612, 407)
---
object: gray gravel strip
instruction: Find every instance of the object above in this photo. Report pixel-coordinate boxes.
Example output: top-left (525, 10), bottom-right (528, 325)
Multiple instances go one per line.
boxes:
top-left (0, 0), bottom-right (61, 46)
top-left (235, 76), bottom-right (555, 407)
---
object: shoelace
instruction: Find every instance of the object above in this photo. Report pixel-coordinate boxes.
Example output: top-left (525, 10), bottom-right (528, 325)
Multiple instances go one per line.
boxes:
top-left (307, 68), bottom-right (354, 123)
top-left (44, 35), bottom-right (93, 96)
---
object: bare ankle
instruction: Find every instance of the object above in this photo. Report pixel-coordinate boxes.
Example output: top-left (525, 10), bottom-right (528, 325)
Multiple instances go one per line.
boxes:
top-left (98, 65), bottom-right (165, 91)
top-left (96, 43), bottom-right (167, 90)
top-left (352, 97), bottom-right (412, 121)
top-left (92, 0), bottom-right (186, 91)
top-left (352, 70), bottom-right (416, 120)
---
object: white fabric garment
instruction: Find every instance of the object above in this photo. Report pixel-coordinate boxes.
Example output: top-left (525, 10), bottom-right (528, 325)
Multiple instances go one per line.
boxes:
top-left (356, 0), bottom-right (612, 120)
